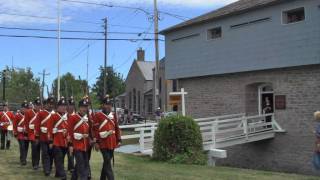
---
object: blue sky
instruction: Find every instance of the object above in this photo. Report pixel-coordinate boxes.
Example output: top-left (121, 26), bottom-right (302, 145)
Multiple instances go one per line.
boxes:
top-left (0, 0), bottom-right (237, 89)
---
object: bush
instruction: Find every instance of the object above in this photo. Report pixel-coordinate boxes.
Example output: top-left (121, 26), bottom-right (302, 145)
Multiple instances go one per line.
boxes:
top-left (152, 115), bottom-right (206, 165)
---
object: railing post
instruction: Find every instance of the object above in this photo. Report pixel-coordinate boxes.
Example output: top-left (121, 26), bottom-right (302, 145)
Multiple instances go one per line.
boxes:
top-left (211, 121), bottom-right (217, 149)
top-left (139, 129), bottom-right (145, 153)
top-left (242, 117), bottom-right (249, 140)
top-left (151, 125), bottom-right (155, 141)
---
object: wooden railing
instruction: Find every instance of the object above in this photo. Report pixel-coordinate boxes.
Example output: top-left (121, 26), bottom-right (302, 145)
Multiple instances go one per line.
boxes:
top-left (120, 113), bottom-right (276, 154)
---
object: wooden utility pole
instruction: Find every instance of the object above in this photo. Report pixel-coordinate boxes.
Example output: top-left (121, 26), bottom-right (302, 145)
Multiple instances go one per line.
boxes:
top-left (154, 0), bottom-right (160, 111)
top-left (57, 0), bottom-right (61, 100)
top-left (39, 69), bottom-right (50, 102)
top-left (2, 70), bottom-right (6, 101)
top-left (86, 44), bottom-right (90, 95)
top-left (103, 18), bottom-right (108, 97)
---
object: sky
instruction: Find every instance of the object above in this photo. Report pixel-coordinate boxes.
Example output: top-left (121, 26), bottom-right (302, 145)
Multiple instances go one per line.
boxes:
top-left (0, 0), bottom-right (237, 90)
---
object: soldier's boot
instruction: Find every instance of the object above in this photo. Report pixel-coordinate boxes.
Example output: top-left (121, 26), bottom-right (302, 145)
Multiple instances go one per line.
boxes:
top-left (6, 140), bottom-right (10, 149)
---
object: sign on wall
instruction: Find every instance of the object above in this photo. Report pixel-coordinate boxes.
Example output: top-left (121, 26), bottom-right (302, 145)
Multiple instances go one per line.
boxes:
top-left (275, 95), bottom-right (286, 110)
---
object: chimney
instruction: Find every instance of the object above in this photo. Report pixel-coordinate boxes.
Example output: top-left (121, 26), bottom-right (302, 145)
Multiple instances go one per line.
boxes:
top-left (137, 47), bottom-right (145, 61)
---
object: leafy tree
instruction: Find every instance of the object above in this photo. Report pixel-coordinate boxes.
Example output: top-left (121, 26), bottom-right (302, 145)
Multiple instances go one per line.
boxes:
top-left (92, 66), bottom-right (125, 102)
top-left (0, 67), bottom-right (41, 104)
top-left (52, 72), bottom-right (88, 103)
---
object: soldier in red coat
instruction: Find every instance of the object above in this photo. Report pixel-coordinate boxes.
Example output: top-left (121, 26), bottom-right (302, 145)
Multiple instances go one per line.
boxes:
top-left (93, 95), bottom-right (121, 180)
top-left (48, 97), bottom-right (68, 180)
top-left (0, 102), bottom-right (15, 150)
top-left (25, 97), bottom-right (42, 170)
top-left (69, 97), bottom-right (91, 180)
top-left (14, 101), bottom-right (30, 166)
top-left (36, 96), bottom-right (55, 176)
top-left (67, 96), bottom-right (76, 173)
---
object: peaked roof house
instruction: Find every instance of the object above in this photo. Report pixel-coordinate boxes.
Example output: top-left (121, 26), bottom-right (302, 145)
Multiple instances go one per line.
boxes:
top-left (125, 48), bottom-right (156, 118)
top-left (161, 0), bottom-right (320, 175)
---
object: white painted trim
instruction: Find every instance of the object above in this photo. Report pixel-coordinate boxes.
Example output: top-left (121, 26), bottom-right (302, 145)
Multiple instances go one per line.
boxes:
top-left (281, 6), bottom-right (306, 26)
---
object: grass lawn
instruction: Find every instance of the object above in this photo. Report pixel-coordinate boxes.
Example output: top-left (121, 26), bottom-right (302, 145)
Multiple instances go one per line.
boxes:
top-left (0, 141), bottom-right (319, 180)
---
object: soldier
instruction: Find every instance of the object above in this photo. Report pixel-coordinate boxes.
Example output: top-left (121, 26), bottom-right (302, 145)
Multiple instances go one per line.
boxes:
top-left (49, 97), bottom-right (68, 180)
top-left (25, 97), bottom-right (42, 170)
top-left (67, 96), bottom-right (76, 173)
top-left (68, 97), bottom-right (91, 180)
top-left (93, 95), bottom-right (121, 180)
top-left (36, 96), bottom-right (55, 176)
top-left (14, 100), bottom-right (30, 166)
top-left (0, 102), bottom-right (15, 150)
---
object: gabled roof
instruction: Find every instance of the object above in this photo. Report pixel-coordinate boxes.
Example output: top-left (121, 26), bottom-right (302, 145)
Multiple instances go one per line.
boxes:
top-left (160, 0), bottom-right (286, 34)
top-left (136, 61), bottom-right (155, 81)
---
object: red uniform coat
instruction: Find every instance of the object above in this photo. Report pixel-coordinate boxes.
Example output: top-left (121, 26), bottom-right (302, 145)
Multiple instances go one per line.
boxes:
top-left (93, 112), bottom-right (121, 150)
top-left (36, 110), bottom-right (53, 142)
top-left (68, 113), bottom-right (91, 152)
top-left (13, 112), bottom-right (28, 140)
top-left (0, 111), bottom-right (15, 131)
top-left (25, 109), bottom-right (38, 141)
top-left (48, 112), bottom-right (68, 148)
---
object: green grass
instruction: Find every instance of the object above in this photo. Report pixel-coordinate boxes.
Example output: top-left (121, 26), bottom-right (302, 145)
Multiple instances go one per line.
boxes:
top-left (0, 141), bottom-right (319, 180)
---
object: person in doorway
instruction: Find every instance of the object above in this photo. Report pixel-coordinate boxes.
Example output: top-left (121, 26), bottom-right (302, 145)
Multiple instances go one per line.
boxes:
top-left (263, 97), bottom-right (273, 128)
top-left (0, 102), bottom-right (15, 150)
top-left (313, 111), bottom-right (320, 170)
top-left (155, 107), bottom-right (162, 123)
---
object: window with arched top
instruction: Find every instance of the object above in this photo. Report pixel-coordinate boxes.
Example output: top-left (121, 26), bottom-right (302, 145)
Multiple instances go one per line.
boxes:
top-left (133, 88), bottom-right (136, 113)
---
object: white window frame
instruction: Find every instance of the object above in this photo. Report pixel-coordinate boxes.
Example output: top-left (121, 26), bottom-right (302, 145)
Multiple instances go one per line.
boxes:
top-left (206, 26), bottom-right (222, 41)
top-left (258, 84), bottom-right (275, 115)
top-left (281, 6), bottom-right (306, 25)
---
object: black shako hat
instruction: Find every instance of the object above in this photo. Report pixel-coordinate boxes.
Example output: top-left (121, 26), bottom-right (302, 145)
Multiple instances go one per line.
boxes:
top-left (21, 100), bottom-right (29, 108)
top-left (68, 96), bottom-right (75, 106)
top-left (102, 94), bottom-right (113, 105)
top-left (78, 96), bottom-right (90, 107)
top-left (33, 97), bottom-right (41, 106)
top-left (44, 95), bottom-right (56, 105)
top-left (57, 96), bottom-right (67, 106)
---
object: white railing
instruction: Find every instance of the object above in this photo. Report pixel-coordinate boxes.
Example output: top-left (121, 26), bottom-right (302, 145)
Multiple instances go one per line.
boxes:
top-left (120, 113), bottom-right (278, 154)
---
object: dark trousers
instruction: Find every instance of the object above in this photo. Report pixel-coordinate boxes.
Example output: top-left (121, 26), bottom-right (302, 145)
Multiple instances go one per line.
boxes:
top-left (88, 146), bottom-right (92, 178)
top-left (0, 130), bottom-right (10, 149)
top-left (18, 139), bottom-right (29, 165)
top-left (68, 150), bottom-right (75, 171)
top-left (40, 141), bottom-right (54, 175)
top-left (71, 150), bottom-right (89, 180)
top-left (100, 149), bottom-right (114, 180)
top-left (31, 140), bottom-right (41, 169)
top-left (53, 146), bottom-right (67, 179)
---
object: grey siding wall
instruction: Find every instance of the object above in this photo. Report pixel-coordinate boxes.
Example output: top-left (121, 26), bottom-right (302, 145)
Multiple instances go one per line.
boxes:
top-left (165, 0), bottom-right (320, 79)
top-left (179, 64), bottom-right (320, 175)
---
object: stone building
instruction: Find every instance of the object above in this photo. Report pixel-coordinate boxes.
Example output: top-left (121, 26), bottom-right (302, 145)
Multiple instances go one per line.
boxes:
top-left (161, 0), bottom-right (320, 175)
top-left (125, 48), bottom-right (155, 118)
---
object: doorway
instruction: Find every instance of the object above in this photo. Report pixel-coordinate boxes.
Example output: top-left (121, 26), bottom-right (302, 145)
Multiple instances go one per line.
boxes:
top-left (258, 84), bottom-right (274, 115)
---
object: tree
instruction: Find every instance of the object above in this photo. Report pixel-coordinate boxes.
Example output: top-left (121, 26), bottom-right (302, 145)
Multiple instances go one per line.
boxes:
top-left (92, 66), bottom-right (125, 102)
top-left (52, 72), bottom-right (88, 103)
top-left (0, 67), bottom-right (41, 104)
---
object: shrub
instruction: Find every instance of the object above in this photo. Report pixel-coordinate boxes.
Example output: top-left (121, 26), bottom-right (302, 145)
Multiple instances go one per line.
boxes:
top-left (152, 115), bottom-right (206, 165)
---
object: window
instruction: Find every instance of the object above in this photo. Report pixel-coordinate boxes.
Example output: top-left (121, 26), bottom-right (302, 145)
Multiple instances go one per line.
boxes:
top-left (129, 92), bottom-right (132, 109)
top-left (133, 89), bottom-right (136, 113)
top-left (138, 91), bottom-right (141, 114)
top-left (172, 80), bottom-right (178, 92)
top-left (159, 78), bottom-right (162, 93)
top-left (147, 98), bottom-right (153, 114)
top-left (282, 7), bottom-right (305, 24)
top-left (207, 27), bottom-right (222, 40)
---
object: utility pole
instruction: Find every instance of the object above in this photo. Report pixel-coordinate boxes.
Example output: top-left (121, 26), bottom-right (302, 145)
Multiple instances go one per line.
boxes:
top-left (39, 69), bottom-right (50, 102)
top-left (57, 0), bottom-right (61, 101)
top-left (86, 44), bottom-right (90, 95)
top-left (154, 0), bottom-right (160, 112)
top-left (103, 18), bottom-right (108, 97)
top-left (2, 70), bottom-right (6, 101)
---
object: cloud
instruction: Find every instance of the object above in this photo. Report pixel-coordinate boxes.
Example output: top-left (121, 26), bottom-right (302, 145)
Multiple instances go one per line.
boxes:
top-left (0, 0), bottom-right (238, 25)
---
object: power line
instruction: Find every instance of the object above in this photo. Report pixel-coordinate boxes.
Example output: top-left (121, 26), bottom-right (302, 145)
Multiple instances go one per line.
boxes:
top-left (61, 0), bottom-right (151, 16)
top-left (0, 26), bottom-right (156, 35)
top-left (0, 34), bottom-right (164, 41)
top-left (158, 11), bottom-right (190, 21)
